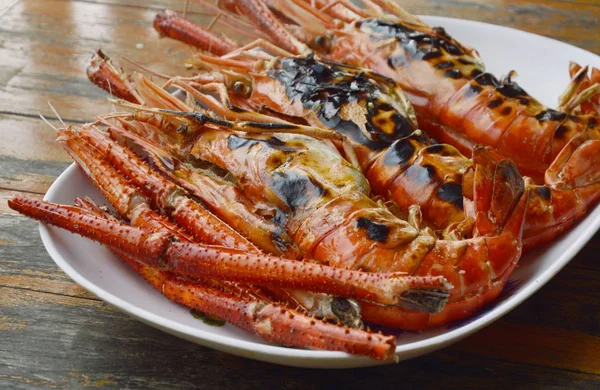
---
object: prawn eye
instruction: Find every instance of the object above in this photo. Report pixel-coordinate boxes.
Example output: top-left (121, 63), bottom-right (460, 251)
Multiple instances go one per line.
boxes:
top-left (232, 81), bottom-right (251, 97)
top-left (314, 35), bottom-right (332, 53)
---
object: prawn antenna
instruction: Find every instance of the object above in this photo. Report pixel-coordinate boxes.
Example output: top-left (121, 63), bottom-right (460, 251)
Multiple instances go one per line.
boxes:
top-left (38, 112), bottom-right (58, 132)
top-left (183, 0), bottom-right (190, 19)
top-left (47, 101), bottom-right (66, 127)
top-left (120, 56), bottom-right (172, 80)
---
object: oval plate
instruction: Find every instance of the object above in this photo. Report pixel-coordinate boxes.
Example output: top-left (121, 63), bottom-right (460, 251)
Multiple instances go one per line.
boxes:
top-left (40, 16), bottom-right (600, 368)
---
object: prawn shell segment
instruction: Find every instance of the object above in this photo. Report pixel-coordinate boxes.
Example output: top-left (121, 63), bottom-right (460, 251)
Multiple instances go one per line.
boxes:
top-left (258, 56), bottom-right (419, 165)
top-left (348, 19), bottom-right (481, 118)
top-left (367, 133), bottom-right (471, 228)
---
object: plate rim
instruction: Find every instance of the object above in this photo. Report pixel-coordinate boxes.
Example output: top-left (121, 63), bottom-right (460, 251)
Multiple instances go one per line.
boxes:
top-left (38, 15), bottom-right (600, 366)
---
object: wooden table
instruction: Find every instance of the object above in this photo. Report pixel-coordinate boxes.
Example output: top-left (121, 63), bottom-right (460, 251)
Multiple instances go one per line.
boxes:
top-left (1, 1), bottom-right (599, 388)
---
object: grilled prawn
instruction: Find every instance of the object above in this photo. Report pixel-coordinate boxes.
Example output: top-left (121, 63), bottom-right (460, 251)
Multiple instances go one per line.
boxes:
top-left (87, 65), bottom-right (528, 330)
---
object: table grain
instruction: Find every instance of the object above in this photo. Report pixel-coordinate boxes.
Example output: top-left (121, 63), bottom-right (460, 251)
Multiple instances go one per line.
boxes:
top-left (1, 1), bottom-right (599, 388)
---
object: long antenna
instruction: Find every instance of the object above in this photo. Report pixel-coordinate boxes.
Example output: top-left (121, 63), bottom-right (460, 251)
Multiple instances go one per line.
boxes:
top-left (38, 113), bottom-right (58, 132)
top-left (120, 56), bottom-right (172, 79)
top-left (107, 80), bottom-right (117, 114)
top-left (183, 0), bottom-right (190, 19)
top-left (47, 101), bottom-right (66, 127)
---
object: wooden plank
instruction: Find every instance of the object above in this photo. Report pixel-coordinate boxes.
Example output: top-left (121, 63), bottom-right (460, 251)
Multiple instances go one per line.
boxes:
top-left (0, 114), bottom-right (69, 162)
top-left (0, 0), bottom-right (203, 121)
top-left (0, 153), bottom-right (69, 194)
top-left (55, 0), bottom-right (190, 11)
top-left (499, 265), bottom-right (600, 336)
top-left (568, 232), bottom-right (600, 273)
top-left (0, 189), bottom-right (43, 215)
top-left (0, 215), bottom-right (95, 299)
top-left (0, 112), bottom-right (69, 195)
top-left (456, 321), bottom-right (600, 375)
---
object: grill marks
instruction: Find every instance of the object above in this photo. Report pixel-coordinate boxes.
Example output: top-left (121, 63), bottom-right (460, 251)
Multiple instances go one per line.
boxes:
top-left (487, 99), bottom-right (503, 109)
top-left (435, 61), bottom-right (454, 70)
top-left (227, 134), bottom-right (297, 153)
top-left (536, 109), bottom-right (568, 122)
top-left (465, 84), bottom-right (483, 98)
top-left (355, 16), bottom-right (597, 176)
top-left (382, 131), bottom-right (431, 166)
top-left (438, 68), bottom-right (562, 146)
top-left (264, 53), bottom-right (471, 227)
top-left (358, 18), bottom-right (561, 130)
top-left (534, 186), bottom-right (551, 201)
top-left (357, 19), bottom-right (467, 61)
top-left (383, 134), bottom-right (418, 167)
top-left (356, 217), bottom-right (390, 243)
top-left (366, 100), bottom-right (416, 143)
top-left (469, 72), bottom-right (536, 113)
top-left (444, 69), bottom-right (463, 80)
top-left (419, 164), bottom-right (437, 182)
top-left (422, 50), bottom-right (443, 61)
top-left (270, 56), bottom-right (417, 152)
top-left (271, 170), bottom-right (327, 211)
top-left (373, 132), bottom-right (468, 221)
top-left (437, 182), bottom-right (464, 210)
top-left (223, 125), bottom-right (410, 250)
top-left (358, 18), bottom-right (474, 82)
top-left (226, 134), bottom-right (332, 213)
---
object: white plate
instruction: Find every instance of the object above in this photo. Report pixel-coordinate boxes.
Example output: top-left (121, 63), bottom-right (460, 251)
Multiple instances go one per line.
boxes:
top-left (40, 16), bottom-right (600, 368)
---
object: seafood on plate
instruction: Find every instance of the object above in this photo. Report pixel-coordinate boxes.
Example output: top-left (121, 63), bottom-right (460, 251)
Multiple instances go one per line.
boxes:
top-left (17, 1), bottom-right (598, 360)
top-left (12, 63), bottom-right (529, 356)
top-left (81, 65), bottom-right (529, 330)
